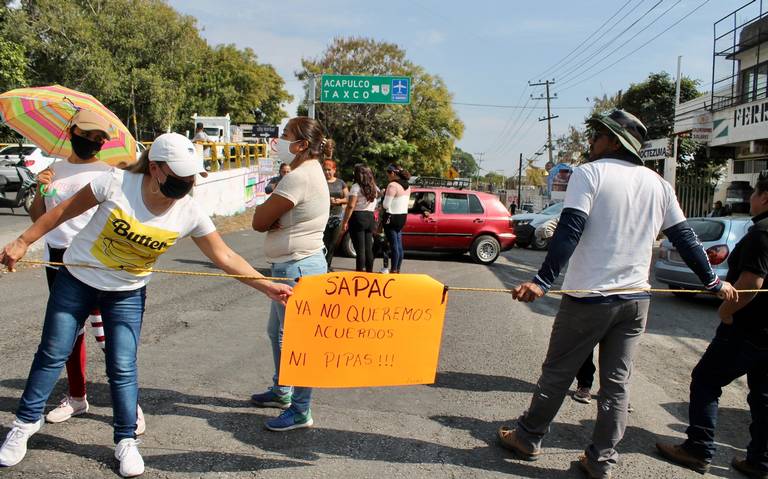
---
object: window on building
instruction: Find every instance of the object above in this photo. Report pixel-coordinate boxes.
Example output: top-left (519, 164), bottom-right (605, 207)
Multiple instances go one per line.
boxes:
top-left (757, 63), bottom-right (768, 100)
top-left (734, 160), bottom-right (748, 174)
top-left (742, 68), bottom-right (756, 103)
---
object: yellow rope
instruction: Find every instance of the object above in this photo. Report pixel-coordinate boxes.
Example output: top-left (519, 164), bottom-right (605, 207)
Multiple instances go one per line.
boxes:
top-left (12, 259), bottom-right (766, 295)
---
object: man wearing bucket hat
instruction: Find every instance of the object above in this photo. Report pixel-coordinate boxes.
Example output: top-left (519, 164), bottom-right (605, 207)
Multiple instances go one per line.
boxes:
top-left (496, 109), bottom-right (737, 478)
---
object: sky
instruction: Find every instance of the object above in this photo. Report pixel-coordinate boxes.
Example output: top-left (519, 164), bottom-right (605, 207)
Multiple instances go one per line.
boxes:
top-left (168, 0), bottom-right (742, 175)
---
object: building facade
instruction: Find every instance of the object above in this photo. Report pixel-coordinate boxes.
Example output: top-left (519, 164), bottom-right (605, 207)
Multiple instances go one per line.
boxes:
top-left (674, 1), bottom-right (768, 212)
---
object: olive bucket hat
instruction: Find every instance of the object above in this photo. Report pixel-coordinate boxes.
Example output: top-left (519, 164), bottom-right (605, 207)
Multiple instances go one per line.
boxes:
top-left (586, 109), bottom-right (647, 161)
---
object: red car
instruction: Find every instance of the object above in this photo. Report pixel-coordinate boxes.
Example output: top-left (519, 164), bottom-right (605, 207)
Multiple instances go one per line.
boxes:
top-left (340, 186), bottom-right (516, 264)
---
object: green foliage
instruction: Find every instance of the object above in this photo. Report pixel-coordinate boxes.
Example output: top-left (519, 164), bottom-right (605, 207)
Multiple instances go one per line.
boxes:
top-left (298, 37), bottom-right (463, 179)
top-left (0, 0), bottom-right (291, 140)
top-left (554, 125), bottom-right (588, 164)
top-left (451, 147), bottom-right (478, 177)
top-left (618, 71), bottom-right (701, 140)
top-left (589, 92), bottom-right (622, 116)
top-left (559, 71), bottom-right (718, 175)
top-left (0, 37), bottom-right (26, 91)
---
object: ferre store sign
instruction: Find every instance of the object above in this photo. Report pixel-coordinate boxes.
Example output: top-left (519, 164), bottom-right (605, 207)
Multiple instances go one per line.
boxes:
top-left (710, 98), bottom-right (768, 146)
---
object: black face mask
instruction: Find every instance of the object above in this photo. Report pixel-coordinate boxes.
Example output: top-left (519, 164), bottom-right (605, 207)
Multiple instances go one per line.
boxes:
top-left (70, 133), bottom-right (103, 159)
top-left (158, 173), bottom-right (194, 199)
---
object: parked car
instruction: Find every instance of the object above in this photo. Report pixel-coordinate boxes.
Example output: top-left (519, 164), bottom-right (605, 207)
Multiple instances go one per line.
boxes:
top-left (511, 202), bottom-right (564, 249)
top-left (339, 187), bottom-right (516, 264)
top-left (0, 144), bottom-right (57, 174)
top-left (654, 216), bottom-right (753, 294)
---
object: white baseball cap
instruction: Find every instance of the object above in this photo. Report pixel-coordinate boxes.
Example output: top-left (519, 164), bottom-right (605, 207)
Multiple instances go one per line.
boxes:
top-left (148, 133), bottom-right (207, 177)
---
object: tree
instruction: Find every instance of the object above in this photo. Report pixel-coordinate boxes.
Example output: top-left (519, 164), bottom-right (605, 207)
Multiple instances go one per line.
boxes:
top-left (297, 37), bottom-right (463, 178)
top-left (451, 147), bottom-right (479, 177)
top-left (554, 125), bottom-right (588, 164)
top-left (618, 71), bottom-right (701, 140)
top-left (1, 0), bottom-right (291, 139)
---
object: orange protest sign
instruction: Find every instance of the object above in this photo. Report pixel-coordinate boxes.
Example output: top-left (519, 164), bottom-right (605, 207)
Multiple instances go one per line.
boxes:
top-left (278, 272), bottom-right (448, 388)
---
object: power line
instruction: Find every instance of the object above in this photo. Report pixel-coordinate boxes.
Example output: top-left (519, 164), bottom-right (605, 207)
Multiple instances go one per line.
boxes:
top-left (488, 100), bottom-right (540, 159)
top-left (484, 86), bottom-right (533, 156)
top-left (557, 0), bottom-right (683, 88)
top-left (533, 0), bottom-right (635, 80)
top-left (539, 0), bottom-right (655, 81)
top-left (556, 0), bottom-right (665, 85)
top-left (451, 101), bottom-right (589, 109)
top-left (557, 0), bottom-right (714, 94)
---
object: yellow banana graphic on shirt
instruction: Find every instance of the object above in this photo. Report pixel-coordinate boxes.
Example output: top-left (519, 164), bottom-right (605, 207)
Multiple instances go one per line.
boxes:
top-left (101, 238), bottom-right (156, 269)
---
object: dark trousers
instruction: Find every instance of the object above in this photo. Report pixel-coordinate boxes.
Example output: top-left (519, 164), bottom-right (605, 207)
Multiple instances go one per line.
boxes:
top-left (322, 218), bottom-right (343, 269)
top-left (384, 213), bottom-right (406, 272)
top-left (349, 211), bottom-right (375, 272)
top-left (683, 324), bottom-right (768, 471)
top-left (576, 350), bottom-right (596, 389)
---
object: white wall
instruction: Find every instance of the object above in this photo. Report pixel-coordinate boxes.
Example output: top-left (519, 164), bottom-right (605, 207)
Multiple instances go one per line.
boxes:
top-left (192, 167), bottom-right (267, 217)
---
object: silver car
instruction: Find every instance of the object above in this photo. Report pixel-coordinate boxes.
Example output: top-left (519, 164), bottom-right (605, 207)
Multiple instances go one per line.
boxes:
top-left (654, 216), bottom-right (753, 292)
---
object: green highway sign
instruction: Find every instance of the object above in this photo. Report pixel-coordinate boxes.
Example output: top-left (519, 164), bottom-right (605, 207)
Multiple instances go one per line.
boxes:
top-left (320, 75), bottom-right (411, 104)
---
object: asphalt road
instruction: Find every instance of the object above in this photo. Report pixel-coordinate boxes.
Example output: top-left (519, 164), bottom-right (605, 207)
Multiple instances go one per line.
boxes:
top-left (0, 231), bottom-right (751, 478)
top-left (0, 209), bottom-right (37, 253)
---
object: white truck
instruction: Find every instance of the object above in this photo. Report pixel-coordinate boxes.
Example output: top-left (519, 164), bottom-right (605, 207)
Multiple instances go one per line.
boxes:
top-left (190, 114), bottom-right (242, 143)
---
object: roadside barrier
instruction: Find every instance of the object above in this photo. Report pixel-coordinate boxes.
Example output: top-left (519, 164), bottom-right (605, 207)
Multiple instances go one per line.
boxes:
top-left (10, 259), bottom-right (766, 295)
top-left (195, 142), bottom-right (268, 172)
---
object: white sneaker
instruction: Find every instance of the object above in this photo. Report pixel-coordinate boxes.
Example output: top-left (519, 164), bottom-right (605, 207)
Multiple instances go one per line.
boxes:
top-left (115, 438), bottom-right (144, 477)
top-left (0, 417), bottom-right (43, 466)
top-left (135, 404), bottom-right (145, 436)
top-left (45, 395), bottom-right (89, 423)
top-left (380, 268), bottom-right (390, 274)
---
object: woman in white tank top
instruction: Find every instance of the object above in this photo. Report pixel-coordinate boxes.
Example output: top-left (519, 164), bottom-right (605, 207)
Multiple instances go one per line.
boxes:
top-left (382, 164), bottom-right (411, 273)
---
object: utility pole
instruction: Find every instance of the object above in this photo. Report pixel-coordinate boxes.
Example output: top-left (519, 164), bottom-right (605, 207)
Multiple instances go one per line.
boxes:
top-left (517, 153), bottom-right (523, 209)
top-left (667, 56), bottom-right (682, 187)
top-left (530, 79), bottom-right (558, 165)
top-left (473, 152), bottom-right (485, 191)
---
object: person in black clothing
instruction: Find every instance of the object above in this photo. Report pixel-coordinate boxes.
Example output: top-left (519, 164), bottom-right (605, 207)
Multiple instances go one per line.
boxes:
top-left (657, 170), bottom-right (768, 478)
top-left (265, 163), bottom-right (291, 194)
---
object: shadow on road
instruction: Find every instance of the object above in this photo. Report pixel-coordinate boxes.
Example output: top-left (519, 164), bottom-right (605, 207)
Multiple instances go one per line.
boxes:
top-left (0, 378), bottom-right (570, 477)
top-left (429, 371), bottom-right (536, 393)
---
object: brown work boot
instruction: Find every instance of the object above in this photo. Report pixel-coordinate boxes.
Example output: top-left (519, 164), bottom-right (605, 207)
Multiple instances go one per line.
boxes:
top-left (578, 455), bottom-right (611, 479)
top-left (497, 426), bottom-right (541, 461)
top-left (732, 456), bottom-right (768, 479)
top-left (655, 442), bottom-right (710, 474)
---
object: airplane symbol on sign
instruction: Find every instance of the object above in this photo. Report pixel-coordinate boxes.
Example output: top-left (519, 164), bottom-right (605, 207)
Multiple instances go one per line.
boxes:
top-left (393, 80), bottom-right (407, 94)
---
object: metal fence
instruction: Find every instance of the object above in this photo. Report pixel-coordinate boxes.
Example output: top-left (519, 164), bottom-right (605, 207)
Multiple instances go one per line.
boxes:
top-left (676, 174), bottom-right (716, 217)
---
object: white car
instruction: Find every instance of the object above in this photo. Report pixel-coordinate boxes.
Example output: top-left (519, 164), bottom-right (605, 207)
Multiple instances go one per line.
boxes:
top-left (511, 202), bottom-right (564, 249)
top-left (0, 144), bottom-right (57, 174)
top-left (0, 142), bottom-right (145, 174)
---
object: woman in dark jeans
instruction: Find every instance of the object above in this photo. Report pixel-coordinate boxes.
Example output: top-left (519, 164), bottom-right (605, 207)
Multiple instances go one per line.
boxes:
top-left (322, 148), bottom-right (348, 271)
top-left (382, 164), bottom-right (411, 273)
top-left (342, 164), bottom-right (378, 272)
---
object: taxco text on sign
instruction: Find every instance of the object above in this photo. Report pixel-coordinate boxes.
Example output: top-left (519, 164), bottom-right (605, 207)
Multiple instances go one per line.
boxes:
top-left (320, 75), bottom-right (411, 104)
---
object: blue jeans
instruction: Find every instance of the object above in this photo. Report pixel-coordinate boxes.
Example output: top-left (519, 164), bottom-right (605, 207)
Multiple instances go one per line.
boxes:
top-left (16, 267), bottom-right (145, 444)
top-left (267, 252), bottom-right (327, 413)
top-left (385, 227), bottom-right (404, 272)
top-left (684, 324), bottom-right (768, 471)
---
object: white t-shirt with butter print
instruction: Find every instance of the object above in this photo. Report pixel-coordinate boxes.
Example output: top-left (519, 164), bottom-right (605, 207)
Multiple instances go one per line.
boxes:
top-left (64, 169), bottom-right (216, 291)
top-left (264, 159), bottom-right (329, 263)
top-left (561, 158), bottom-right (686, 296)
top-left (43, 159), bottom-right (112, 250)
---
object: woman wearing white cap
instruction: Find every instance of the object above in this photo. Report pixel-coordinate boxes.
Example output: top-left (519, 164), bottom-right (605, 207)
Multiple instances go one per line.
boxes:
top-left (29, 109), bottom-right (146, 434)
top-left (0, 133), bottom-right (292, 477)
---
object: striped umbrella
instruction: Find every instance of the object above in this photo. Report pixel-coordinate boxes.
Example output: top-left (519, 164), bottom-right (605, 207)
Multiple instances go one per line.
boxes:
top-left (0, 85), bottom-right (137, 166)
